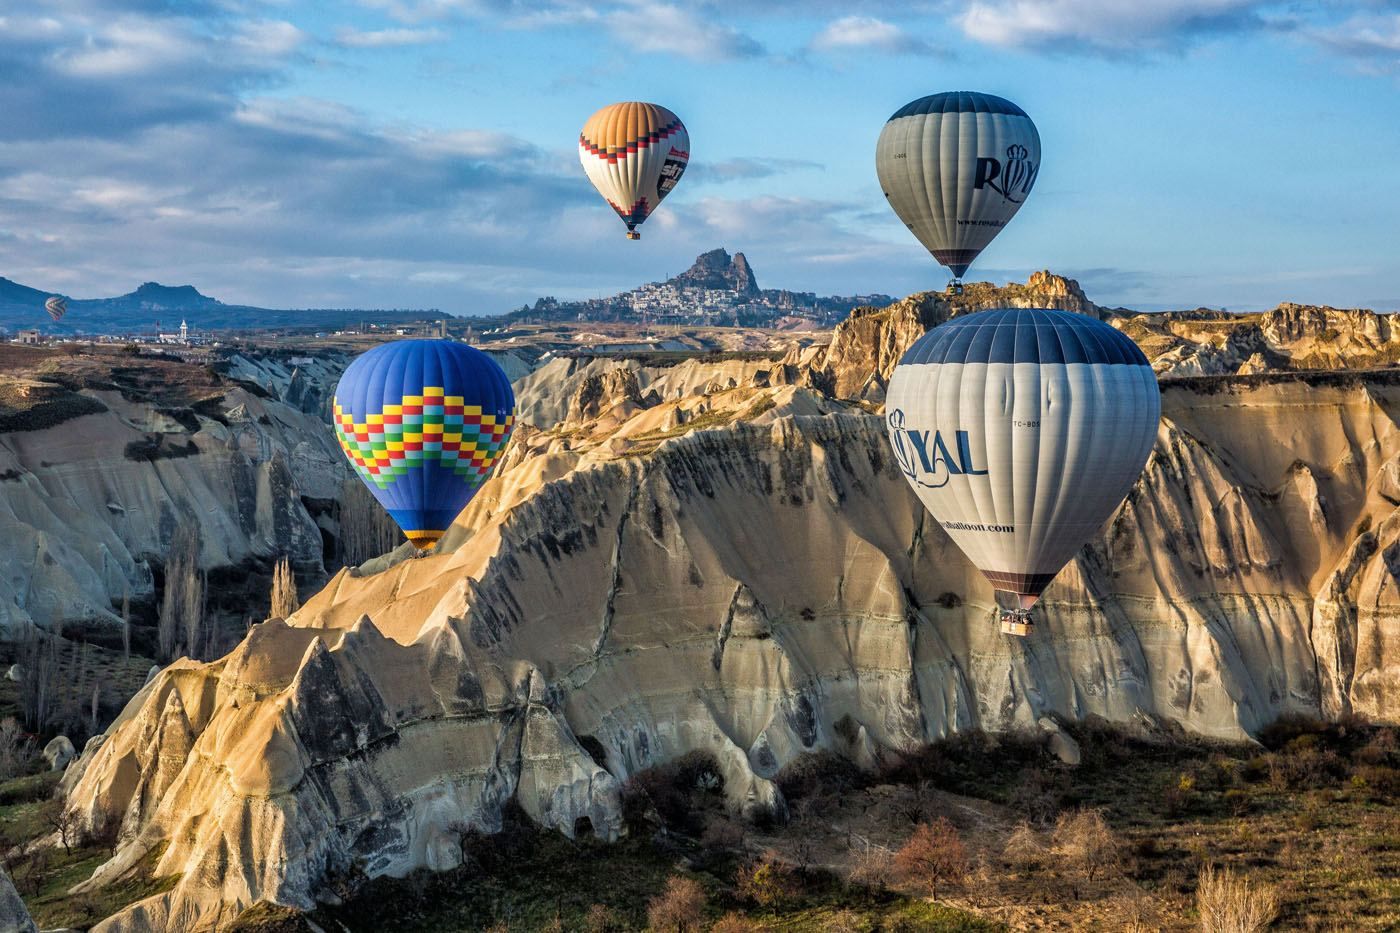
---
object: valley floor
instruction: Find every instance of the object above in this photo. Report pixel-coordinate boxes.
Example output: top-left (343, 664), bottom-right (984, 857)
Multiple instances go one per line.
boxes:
top-left (21, 716), bottom-right (1375, 933)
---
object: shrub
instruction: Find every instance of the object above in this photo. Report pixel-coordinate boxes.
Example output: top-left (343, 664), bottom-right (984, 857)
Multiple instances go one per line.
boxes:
top-left (626, 751), bottom-right (726, 834)
top-left (583, 904), bottom-right (619, 933)
top-left (892, 818), bottom-right (968, 896)
top-left (735, 851), bottom-right (799, 908)
top-left (774, 750), bottom-right (864, 802)
top-left (0, 718), bottom-right (37, 782)
top-left (1008, 765), bottom-right (1067, 825)
top-left (646, 874), bottom-right (706, 932)
top-left (1002, 821), bottom-right (1045, 870)
top-left (709, 912), bottom-right (761, 932)
top-left (1052, 809), bottom-right (1121, 882)
top-left (848, 844), bottom-right (894, 891)
top-left (1351, 764), bottom-right (1400, 797)
top-left (1195, 864), bottom-right (1278, 933)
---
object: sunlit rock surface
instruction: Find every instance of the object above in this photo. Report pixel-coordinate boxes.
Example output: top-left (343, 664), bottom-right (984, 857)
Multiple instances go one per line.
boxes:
top-left (64, 358), bottom-right (1400, 930)
top-left (40, 276), bottom-right (1400, 929)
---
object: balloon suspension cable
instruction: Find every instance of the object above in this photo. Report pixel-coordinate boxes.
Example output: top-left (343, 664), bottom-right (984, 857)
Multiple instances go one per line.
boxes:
top-left (1000, 608), bottom-right (1034, 637)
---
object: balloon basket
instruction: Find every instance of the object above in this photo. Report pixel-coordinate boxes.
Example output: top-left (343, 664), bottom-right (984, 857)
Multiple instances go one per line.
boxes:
top-left (626, 231), bottom-right (641, 240)
top-left (1000, 609), bottom-right (1034, 637)
top-left (947, 279), bottom-right (964, 296)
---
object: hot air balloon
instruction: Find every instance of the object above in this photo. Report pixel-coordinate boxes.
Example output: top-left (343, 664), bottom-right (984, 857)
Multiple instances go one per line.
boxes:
top-left (886, 308), bottom-right (1159, 636)
top-left (45, 297), bottom-right (66, 322)
top-left (876, 92), bottom-right (1040, 291)
top-left (579, 101), bottom-right (689, 240)
top-left (333, 340), bottom-right (515, 551)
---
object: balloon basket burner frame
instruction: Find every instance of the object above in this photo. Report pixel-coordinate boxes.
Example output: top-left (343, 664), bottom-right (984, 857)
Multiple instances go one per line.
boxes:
top-left (1000, 610), bottom-right (1034, 637)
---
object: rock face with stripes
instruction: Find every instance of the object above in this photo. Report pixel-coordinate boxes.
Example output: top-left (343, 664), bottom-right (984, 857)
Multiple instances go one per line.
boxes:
top-left (876, 91), bottom-right (1040, 281)
top-left (886, 308), bottom-right (1160, 617)
top-left (579, 101), bottom-right (689, 239)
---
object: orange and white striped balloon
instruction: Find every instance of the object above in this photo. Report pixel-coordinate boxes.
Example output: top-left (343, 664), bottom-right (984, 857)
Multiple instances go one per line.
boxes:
top-left (579, 101), bottom-right (689, 240)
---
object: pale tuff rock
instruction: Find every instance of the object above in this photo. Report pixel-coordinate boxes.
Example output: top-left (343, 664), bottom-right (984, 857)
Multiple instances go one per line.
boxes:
top-left (42, 735), bottom-right (74, 771)
top-left (0, 866), bottom-right (37, 933)
top-left (0, 381), bottom-right (346, 634)
top-left (63, 369), bottom-right (1400, 931)
top-left (515, 355), bottom-right (786, 430)
top-left (807, 272), bottom-right (1104, 401)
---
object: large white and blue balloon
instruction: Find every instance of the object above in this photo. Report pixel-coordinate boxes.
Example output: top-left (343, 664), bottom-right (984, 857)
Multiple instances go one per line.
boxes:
top-left (887, 309), bottom-right (1160, 634)
top-left (877, 91), bottom-right (1040, 282)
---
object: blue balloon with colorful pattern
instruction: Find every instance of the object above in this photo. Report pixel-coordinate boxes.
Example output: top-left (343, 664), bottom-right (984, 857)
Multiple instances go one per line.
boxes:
top-left (333, 340), bottom-right (515, 551)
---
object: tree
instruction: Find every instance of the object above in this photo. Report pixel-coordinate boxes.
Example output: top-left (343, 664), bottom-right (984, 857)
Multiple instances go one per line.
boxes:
top-left (159, 521), bottom-right (203, 662)
top-left (89, 682), bottom-right (101, 737)
top-left (120, 587), bottom-right (131, 662)
top-left (1051, 808), bottom-right (1121, 882)
top-left (0, 717), bottom-right (36, 781)
top-left (893, 817), bottom-right (968, 897)
top-left (42, 799), bottom-right (78, 855)
top-left (19, 628), bottom-right (60, 734)
top-left (645, 875), bottom-right (706, 932)
top-left (270, 556), bottom-right (300, 619)
top-left (339, 479), bottom-right (400, 566)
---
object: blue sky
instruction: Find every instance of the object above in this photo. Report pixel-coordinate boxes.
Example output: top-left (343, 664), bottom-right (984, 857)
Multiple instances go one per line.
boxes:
top-left (1, 1), bottom-right (1397, 315)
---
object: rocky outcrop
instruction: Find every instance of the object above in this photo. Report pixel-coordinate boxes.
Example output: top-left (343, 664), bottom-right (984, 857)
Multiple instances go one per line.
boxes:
top-left (805, 271), bottom-right (1105, 401)
top-left (0, 362), bottom-right (347, 635)
top-left (0, 866), bottom-right (37, 933)
top-left (672, 248), bottom-right (760, 296)
top-left (61, 367), bottom-right (1400, 931)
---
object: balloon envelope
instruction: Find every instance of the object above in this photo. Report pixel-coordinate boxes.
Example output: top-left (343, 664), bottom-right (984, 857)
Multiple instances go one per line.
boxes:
top-left (45, 297), bottom-right (66, 322)
top-left (333, 340), bottom-right (515, 550)
top-left (579, 101), bottom-right (689, 238)
top-left (886, 308), bottom-right (1159, 612)
top-left (876, 91), bottom-right (1040, 279)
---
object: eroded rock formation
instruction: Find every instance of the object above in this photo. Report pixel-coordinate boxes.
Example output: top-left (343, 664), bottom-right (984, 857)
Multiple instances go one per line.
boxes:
top-left (61, 362), bottom-right (1400, 931)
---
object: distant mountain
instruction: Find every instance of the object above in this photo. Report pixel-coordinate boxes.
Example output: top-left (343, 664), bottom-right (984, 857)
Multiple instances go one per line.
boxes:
top-left (0, 276), bottom-right (54, 307)
top-left (513, 248), bottom-right (891, 328)
top-left (0, 277), bottom-right (448, 335)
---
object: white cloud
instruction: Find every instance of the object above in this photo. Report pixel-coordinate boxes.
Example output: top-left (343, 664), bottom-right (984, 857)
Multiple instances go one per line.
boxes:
top-left (1306, 11), bottom-right (1400, 70)
top-left (56, 19), bottom-right (204, 77)
top-left (334, 25), bottom-right (448, 47)
top-left (809, 15), bottom-right (939, 56)
top-left (955, 0), bottom-right (1265, 51)
top-left (603, 1), bottom-right (763, 59)
top-left (232, 19), bottom-right (305, 56)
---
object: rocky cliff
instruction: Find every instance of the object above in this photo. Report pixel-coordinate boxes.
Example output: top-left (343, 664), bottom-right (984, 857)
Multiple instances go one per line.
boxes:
top-left (0, 348), bottom-right (349, 636)
top-left (57, 350), bottom-right (1400, 930)
top-left (36, 275), bottom-right (1400, 929)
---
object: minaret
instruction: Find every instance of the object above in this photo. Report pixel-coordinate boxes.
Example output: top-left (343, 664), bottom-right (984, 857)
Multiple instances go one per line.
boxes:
top-left (180, 319), bottom-right (188, 343)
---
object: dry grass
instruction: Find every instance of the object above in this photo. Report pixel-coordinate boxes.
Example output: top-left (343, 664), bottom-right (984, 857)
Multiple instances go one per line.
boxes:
top-left (1196, 864), bottom-right (1279, 933)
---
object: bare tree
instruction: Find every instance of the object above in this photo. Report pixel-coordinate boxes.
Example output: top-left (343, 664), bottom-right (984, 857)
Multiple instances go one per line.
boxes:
top-left (339, 478), bottom-right (400, 566)
top-left (159, 521), bottom-right (204, 662)
top-left (42, 799), bottom-right (78, 855)
top-left (120, 587), bottom-right (131, 662)
top-left (89, 682), bottom-right (101, 737)
top-left (19, 628), bottom-right (60, 734)
top-left (0, 717), bottom-right (37, 781)
top-left (270, 556), bottom-right (300, 619)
